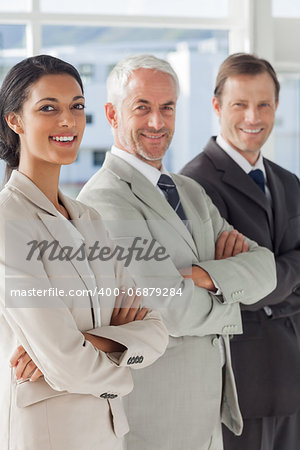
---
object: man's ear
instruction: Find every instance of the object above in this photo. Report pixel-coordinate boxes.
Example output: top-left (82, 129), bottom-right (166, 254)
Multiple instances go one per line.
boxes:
top-left (5, 113), bottom-right (24, 135)
top-left (105, 103), bottom-right (119, 128)
top-left (212, 96), bottom-right (221, 118)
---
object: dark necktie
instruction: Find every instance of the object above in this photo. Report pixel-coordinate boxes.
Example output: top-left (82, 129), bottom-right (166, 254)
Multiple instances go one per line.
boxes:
top-left (157, 174), bottom-right (187, 221)
top-left (248, 169), bottom-right (265, 193)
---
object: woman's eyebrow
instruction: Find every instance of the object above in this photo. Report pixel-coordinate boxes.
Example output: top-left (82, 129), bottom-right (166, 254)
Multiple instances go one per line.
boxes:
top-left (36, 95), bottom-right (84, 104)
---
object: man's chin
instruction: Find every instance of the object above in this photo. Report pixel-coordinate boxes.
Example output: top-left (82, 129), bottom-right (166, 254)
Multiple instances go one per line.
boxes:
top-left (240, 137), bottom-right (267, 153)
top-left (137, 150), bottom-right (165, 162)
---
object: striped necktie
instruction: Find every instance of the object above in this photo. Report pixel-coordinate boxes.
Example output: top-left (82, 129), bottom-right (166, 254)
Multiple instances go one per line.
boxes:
top-left (157, 174), bottom-right (187, 221)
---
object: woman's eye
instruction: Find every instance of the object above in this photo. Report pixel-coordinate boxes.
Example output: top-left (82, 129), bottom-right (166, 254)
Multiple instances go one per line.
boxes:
top-left (40, 105), bottom-right (55, 112)
top-left (73, 103), bottom-right (85, 110)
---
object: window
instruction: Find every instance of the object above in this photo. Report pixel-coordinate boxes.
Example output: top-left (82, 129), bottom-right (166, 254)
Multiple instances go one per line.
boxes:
top-left (86, 114), bottom-right (93, 124)
top-left (0, 0), bottom-right (30, 12)
top-left (0, 0), bottom-right (238, 188)
top-left (0, 25), bottom-right (27, 83)
top-left (272, 0), bottom-right (300, 17)
top-left (78, 63), bottom-right (95, 84)
top-left (274, 74), bottom-right (300, 176)
top-left (93, 150), bottom-right (107, 167)
top-left (40, 0), bottom-right (229, 18)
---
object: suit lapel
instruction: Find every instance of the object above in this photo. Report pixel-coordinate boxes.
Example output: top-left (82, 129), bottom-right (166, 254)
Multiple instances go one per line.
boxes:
top-left (8, 171), bottom-right (97, 328)
top-left (37, 207), bottom-right (97, 295)
top-left (10, 172), bottom-right (97, 294)
top-left (264, 160), bottom-right (288, 253)
top-left (204, 139), bottom-right (274, 235)
top-left (171, 174), bottom-right (206, 259)
top-left (104, 153), bottom-right (198, 257)
top-left (131, 176), bottom-right (198, 254)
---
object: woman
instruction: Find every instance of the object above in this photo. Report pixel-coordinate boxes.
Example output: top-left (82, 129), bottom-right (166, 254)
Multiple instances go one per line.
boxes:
top-left (0, 55), bottom-right (168, 450)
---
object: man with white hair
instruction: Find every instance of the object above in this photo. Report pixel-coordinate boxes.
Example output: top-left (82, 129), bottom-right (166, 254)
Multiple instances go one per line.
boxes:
top-left (78, 54), bottom-right (276, 450)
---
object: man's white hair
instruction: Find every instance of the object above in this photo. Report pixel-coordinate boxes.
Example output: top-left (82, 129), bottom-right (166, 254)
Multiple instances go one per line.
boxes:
top-left (106, 54), bottom-right (179, 110)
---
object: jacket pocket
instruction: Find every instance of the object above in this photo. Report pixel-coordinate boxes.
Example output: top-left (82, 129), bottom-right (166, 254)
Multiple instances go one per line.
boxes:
top-left (108, 398), bottom-right (129, 438)
top-left (16, 378), bottom-right (68, 408)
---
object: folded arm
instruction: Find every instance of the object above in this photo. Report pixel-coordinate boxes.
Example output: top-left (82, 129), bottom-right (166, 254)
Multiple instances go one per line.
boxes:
top-left (10, 290), bottom-right (153, 382)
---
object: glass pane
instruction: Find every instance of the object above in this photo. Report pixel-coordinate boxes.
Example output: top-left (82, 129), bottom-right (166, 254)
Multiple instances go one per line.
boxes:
top-left (40, 25), bottom-right (228, 195)
top-left (0, 0), bottom-right (31, 12)
top-left (0, 25), bottom-right (27, 82)
top-left (41, 0), bottom-right (228, 18)
top-left (272, 0), bottom-right (300, 17)
top-left (0, 24), bottom-right (27, 184)
top-left (274, 74), bottom-right (300, 177)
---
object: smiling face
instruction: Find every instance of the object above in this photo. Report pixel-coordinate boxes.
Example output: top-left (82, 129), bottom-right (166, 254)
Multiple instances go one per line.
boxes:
top-left (105, 68), bottom-right (177, 169)
top-left (8, 73), bottom-right (85, 170)
top-left (213, 72), bottom-right (278, 164)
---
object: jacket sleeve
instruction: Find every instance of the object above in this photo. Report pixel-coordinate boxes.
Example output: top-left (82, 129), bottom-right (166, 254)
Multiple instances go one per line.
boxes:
top-left (86, 309), bottom-right (169, 369)
top-left (194, 186), bottom-right (277, 307)
top-left (198, 179), bottom-right (300, 311)
top-left (244, 251), bottom-right (300, 311)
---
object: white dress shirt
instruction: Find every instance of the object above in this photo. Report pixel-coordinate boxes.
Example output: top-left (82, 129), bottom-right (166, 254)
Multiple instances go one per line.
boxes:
top-left (216, 135), bottom-right (272, 202)
top-left (111, 145), bottom-right (169, 195)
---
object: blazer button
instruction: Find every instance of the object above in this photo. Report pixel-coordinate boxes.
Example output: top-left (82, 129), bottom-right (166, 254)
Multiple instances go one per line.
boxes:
top-left (127, 357), bottom-right (133, 365)
top-left (212, 337), bottom-right (219, 347)
top-left (264, 306), bottom-right (273, 317)
top-left (138, 356), bottom-right (144, 363)
top-left (134, 356), bottom-right (140, 364)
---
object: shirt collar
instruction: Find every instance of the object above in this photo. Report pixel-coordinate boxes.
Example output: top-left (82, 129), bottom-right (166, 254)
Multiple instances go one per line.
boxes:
top-left (216, 134), bottom-right (266, 177)
top-left (111, 145), bottom-right (169, 186)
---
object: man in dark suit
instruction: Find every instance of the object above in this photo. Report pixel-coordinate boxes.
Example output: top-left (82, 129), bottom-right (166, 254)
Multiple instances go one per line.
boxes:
top-left (181, 53), bottom-right (300, 450)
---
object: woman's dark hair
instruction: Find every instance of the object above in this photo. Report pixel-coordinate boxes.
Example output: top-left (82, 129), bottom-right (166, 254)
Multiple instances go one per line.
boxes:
top-left (0, 55), bottom-right (83, 182)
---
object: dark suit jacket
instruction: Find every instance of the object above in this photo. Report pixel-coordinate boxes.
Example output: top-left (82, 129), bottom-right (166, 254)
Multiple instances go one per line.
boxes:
top-left (181, 136), bottom-right (300, 418)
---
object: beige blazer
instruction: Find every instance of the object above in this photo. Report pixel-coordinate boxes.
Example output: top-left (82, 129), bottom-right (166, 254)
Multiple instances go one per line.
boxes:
top-left (0, 170), bottom-right (168, 450)
top-left (78, 152), bottom-right (277, 450)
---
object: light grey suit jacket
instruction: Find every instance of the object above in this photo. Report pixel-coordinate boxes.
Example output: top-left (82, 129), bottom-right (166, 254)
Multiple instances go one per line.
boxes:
top-left (0, 170), bottom-right (168, 450)
top-left (78, 152), bottom-right (276, 450)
